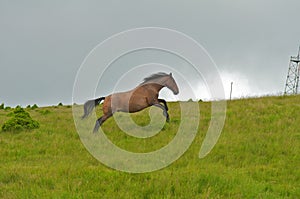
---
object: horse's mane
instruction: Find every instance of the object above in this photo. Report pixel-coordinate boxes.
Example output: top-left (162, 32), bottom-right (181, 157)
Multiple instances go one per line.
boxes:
top-left (141, 72), bottom-right (169, 84)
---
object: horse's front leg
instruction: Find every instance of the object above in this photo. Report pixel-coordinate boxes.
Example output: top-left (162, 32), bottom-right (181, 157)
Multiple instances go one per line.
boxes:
top-left (153, 103), bottom-right (170, 122)
top-left (158, 98), bottom-right (168, 111)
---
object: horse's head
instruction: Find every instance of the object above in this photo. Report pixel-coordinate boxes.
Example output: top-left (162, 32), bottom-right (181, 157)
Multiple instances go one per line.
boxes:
top-left (165, 73), bottom-right (179, 95)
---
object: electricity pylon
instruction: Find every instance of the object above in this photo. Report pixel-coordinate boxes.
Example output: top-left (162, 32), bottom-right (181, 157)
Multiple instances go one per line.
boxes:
top-left (284, 46), bottom-right (300, 95)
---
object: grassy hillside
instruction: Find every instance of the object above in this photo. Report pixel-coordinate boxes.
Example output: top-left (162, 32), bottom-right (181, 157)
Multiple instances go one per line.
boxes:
top-left (0, 96), bottom-right (299, 198)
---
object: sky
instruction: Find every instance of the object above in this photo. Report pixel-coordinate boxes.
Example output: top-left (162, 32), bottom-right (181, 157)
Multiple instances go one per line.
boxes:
top-left (1, 0), bottom-right (300, 107)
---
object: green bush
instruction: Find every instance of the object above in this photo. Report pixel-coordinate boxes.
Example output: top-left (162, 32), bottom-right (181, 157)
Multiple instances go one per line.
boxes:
top-left (4, 106), bottom-right (11, 111)
top-left (31, 104), bottom-right (38, 109)
top-left (0, 103), bottom-right (4, 109)
top-left (58, 102), bottom-right (63, 106)
top-left (1, 107), bottom-right (39, 132)
top-left (26, 105), bottom-right (31, 108)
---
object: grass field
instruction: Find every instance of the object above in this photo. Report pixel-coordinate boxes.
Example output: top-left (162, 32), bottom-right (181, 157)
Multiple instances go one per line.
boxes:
top-left (0, 95), bottom-right (299, 198)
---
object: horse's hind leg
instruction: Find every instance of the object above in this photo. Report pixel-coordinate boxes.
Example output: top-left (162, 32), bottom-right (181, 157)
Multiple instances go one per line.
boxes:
top-left (93, 114), bottom-right (112, 133)
top-left (153, 103), bottom-right (169, 122)
top-left (93, 116), bottom-right (103, 133)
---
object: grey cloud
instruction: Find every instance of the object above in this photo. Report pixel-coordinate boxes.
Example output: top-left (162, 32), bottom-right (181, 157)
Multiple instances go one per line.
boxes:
top-left (0, 0), bottom-right (299, 106)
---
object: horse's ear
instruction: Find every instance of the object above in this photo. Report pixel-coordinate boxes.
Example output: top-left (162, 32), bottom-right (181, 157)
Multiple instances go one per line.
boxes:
top-left (169, 73), bottom-right (172, 76)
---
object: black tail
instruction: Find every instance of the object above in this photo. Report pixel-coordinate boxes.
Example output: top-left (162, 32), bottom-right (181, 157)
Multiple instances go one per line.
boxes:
top-left (81, 97), bottom-right (105, 119)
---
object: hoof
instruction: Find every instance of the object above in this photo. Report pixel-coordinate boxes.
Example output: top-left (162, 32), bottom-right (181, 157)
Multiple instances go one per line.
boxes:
top-left (93, 129), bottom-right (98, 133)
top-left (93, 122), bottom-right (100, 133)
top-left (166, 117), bottom-right (170, 123)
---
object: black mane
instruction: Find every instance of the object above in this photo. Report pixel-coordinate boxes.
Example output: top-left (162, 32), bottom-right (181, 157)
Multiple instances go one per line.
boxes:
top-left (141, 72), bottom-right (169, 84)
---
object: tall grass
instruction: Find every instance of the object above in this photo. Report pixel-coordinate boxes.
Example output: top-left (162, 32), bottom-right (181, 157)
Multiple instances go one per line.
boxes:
top-left (0, 95), bottom-right (299, 198)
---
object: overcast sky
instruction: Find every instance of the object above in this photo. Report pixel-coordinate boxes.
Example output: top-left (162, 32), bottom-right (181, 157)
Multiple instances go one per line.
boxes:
top-left (1, 0), bottom-right (300, 106)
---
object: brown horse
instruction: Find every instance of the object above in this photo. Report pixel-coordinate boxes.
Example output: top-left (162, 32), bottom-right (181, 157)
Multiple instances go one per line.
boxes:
top-left (82, 72), bottom-right (179, 132)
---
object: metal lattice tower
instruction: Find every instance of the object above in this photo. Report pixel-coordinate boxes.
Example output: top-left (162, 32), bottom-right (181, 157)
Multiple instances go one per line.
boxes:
top-left (284, 46), bottom-right (300, 95)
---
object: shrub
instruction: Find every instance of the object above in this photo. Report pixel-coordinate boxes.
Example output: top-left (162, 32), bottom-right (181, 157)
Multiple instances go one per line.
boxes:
top-left (58, 102), bottom-right (63, 106)
top-left (1, 106), bottom-right (39, 132)
top-left (0, 103), bottom-right (4, 109)
top-left (31, 104), bottom-right (38, 109)
top-left (4, 106), bottom-right (11, 111)
top-left (26, 105), bottom-right (31, 108)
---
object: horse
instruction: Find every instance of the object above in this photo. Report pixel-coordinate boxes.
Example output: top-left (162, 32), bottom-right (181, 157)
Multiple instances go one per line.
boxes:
top-left (82, 72), bottom-right (179, 132)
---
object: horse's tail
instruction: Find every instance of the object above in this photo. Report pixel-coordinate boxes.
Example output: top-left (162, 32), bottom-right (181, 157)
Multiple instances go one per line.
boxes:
top-left (81, 97), bottom-right (105, 119)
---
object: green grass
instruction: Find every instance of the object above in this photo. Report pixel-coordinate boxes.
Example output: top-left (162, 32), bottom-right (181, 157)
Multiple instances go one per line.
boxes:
top-left (0, 95), bottom-right (299, 198)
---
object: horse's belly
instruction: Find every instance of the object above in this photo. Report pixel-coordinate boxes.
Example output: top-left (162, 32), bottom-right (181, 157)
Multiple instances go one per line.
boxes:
top-left (128, 104), bottom-right (146, 113)
top-left (110, 93), bottom-right (148, 113)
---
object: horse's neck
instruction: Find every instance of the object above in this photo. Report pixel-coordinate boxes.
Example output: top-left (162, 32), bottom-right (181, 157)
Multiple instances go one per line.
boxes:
top-left (140, 82), bottom-right (164, 93)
